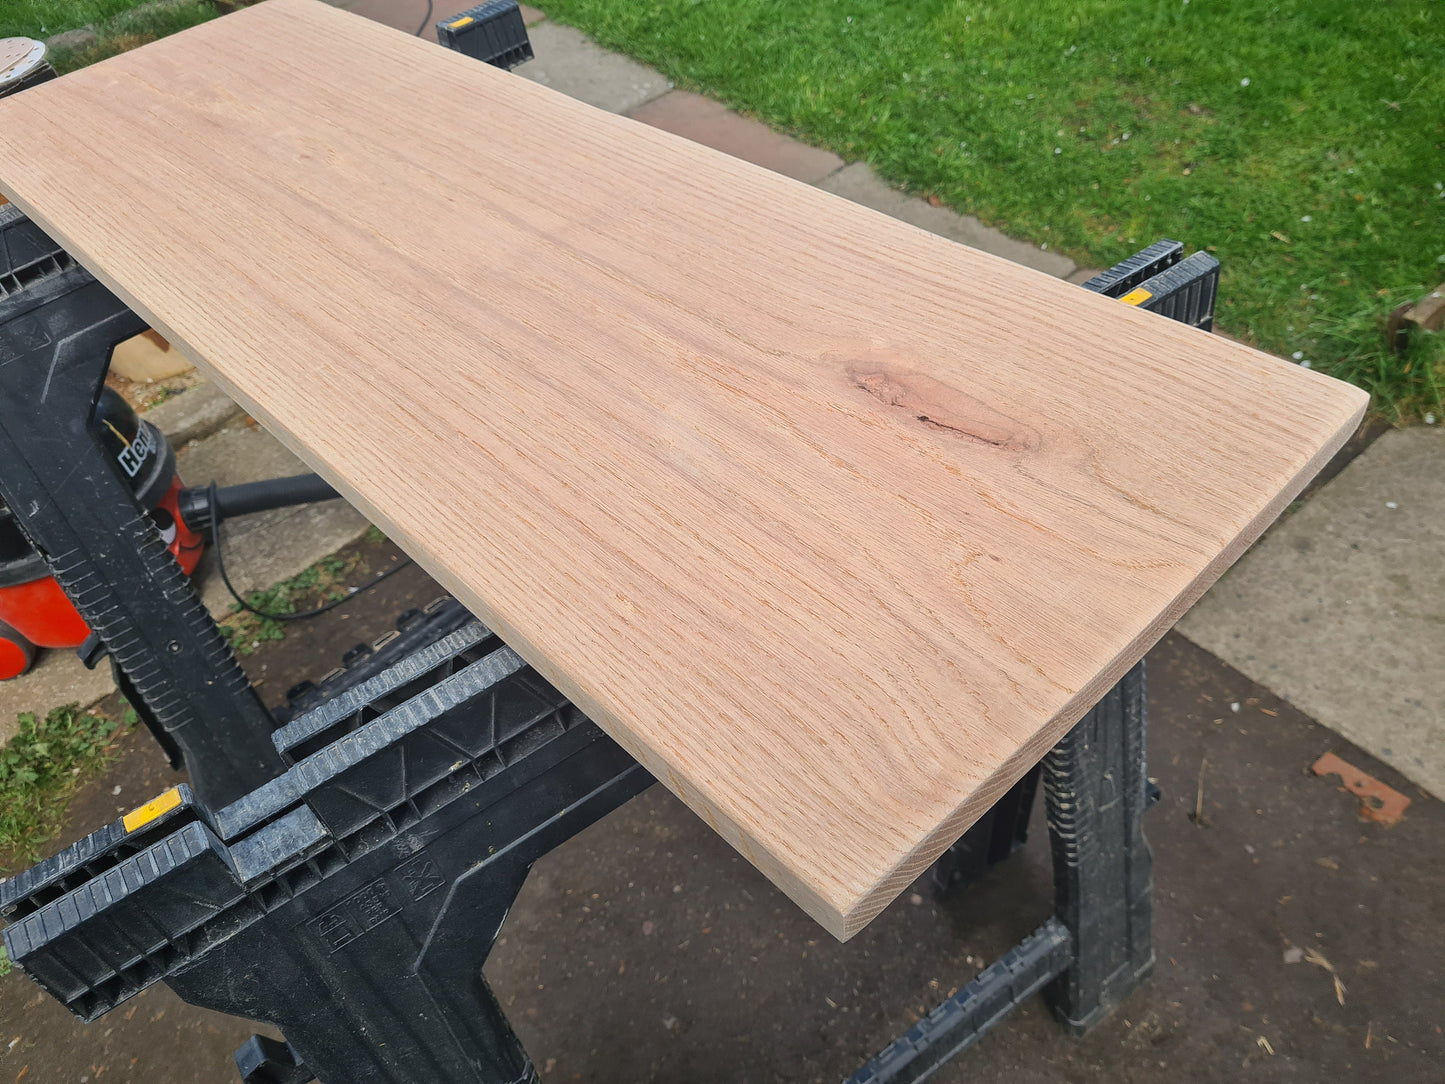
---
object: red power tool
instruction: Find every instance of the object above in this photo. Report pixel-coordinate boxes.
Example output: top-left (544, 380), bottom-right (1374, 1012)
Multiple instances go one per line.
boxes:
top-left (0, 387), bottom-right (203, 678)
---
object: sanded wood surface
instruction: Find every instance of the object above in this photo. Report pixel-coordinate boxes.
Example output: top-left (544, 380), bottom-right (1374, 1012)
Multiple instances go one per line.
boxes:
top-left (0, 0), bottom-right (1367, 938)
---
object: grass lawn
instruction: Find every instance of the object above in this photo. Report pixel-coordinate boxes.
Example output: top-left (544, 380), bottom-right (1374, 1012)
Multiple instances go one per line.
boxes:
top-left (2, 0), bottom-right (161, 38)
top-left (541, 0), bottom-right (1444, 421)
top-left (33, 0), bottom-right (217, 72)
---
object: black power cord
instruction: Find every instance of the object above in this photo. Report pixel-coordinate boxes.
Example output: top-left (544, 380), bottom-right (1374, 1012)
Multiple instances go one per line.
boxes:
top-left (205, 482), bottom-right (413, 622)
top-left (414, 0), bottom-right (435, 37)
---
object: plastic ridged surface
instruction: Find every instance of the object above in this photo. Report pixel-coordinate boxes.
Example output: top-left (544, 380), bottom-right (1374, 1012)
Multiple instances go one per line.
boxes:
top-left (3, 821), bottom-right (244, 1020)
top-left (273, 597), bottom-right (478, 725)
top-left (1078, 239), bottom-right (1183, 298)
top-left (211, 769), bottom-right (306, 841)
top-left (1042, 660), bottom-right (1154, 1033)
top-left (0, 784), bottom-right (200, 918)
top-left (219, 626), bottom-right (525, 840)
top-left (1133, 252), bottom-right (1221, 330)
top-left (47, 515), bottom-right (258, 736)
top-left (290, 647), bottom-right (579, 840)
top-left (0, 201), bottom-right (76, 300)
top-left (222, 645), bottom-right (538, 841)
top-left (845, 919), bottom-right (1073, 1083)
top-left (272, 620), bottom-right (497, 759)
top-left (288, 647), bottom-right (529, 787)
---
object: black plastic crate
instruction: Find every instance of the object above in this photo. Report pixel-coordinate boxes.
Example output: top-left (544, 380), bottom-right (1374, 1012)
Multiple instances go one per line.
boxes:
top-left (436, 1), bottom-right (533, 70)
top-left (1120, 251), bottom-right (1221, 332)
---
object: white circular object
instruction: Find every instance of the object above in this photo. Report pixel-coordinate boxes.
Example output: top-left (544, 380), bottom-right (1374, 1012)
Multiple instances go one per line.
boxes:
top-left (0, 38), bottom-right (47, 91)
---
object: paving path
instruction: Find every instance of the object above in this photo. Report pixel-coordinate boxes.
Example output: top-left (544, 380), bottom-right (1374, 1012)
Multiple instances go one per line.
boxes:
top-left (1182, 426), bottom-right (1444, 797)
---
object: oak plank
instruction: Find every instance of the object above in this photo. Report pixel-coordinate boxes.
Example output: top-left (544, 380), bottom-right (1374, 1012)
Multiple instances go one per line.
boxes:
top-left (0, 0), bottom-right (1366, 937)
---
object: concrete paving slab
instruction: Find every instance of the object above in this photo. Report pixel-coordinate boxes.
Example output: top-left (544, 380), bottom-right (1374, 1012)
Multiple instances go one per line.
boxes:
top-left (175, 426), bottom-right (372, 615)
top-left (0, 648), bottom-right (116, 746)
top-left (146, 378), bottom-right (244, 449)
top-left (174, 421), bottom-right (305, 490)
top-left (1179, 425), bottom-right (1445, 797)
top-left (518, 20), bottom-right (671, 114)
top-left (628, 90), bottom-right (844, 184)
top-left (818, 162), bottom-right (1077, 278)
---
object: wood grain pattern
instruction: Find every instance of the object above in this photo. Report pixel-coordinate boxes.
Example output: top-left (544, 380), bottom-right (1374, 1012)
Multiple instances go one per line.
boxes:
top-left (0, 0), bottom-right (1367, 938)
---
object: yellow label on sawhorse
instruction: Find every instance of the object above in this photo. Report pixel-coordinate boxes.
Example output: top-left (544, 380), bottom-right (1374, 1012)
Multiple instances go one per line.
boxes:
top-left (1118, 287), bottom-right (1153, 306)
top-left (447, 15), bottom-right (475, 28)
top-left (123, 787), bottom-right (184, 833)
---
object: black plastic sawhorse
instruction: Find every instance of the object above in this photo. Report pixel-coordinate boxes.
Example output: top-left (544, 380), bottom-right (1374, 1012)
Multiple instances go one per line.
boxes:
top-left (847, 663), bottom-right (1154, 1081)
top-left (3, 625), bottom-right (650, 1084)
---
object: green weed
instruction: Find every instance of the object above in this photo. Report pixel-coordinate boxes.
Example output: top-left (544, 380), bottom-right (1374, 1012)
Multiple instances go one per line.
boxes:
top-left (219, 552), bottom-right (357, 655)
top-left (0, 704), bottom-right (134, 871)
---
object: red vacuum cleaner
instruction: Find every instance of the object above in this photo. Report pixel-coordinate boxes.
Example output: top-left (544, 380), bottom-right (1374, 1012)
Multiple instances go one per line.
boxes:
top-left (0, 386), bottom-right (344, 680)
top-left (0, 387), bottom-right (203, 678)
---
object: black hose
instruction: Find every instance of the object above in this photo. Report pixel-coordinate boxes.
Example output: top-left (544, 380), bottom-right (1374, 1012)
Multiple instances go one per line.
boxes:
top-left (212, 474), bottom-right (341, 520)
top-left (179, 473), bottom-right (339, 532)
top-left (204, 482), bottom-right (414, 622)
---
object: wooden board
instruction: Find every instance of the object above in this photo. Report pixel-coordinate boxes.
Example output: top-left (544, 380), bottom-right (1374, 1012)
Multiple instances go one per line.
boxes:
top-left (0, 0), bottom-right (1367, 938)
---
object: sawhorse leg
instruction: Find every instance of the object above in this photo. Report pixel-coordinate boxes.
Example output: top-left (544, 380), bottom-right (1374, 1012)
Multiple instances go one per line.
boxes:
top-left (1044, 660), bottom-right (1155, 1031)
top-left (847, 660), bottom-right (1154, 1082)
